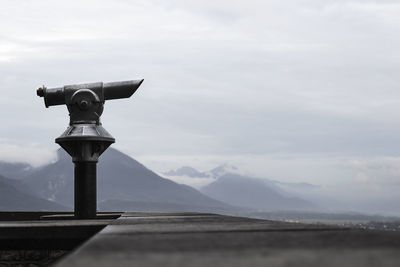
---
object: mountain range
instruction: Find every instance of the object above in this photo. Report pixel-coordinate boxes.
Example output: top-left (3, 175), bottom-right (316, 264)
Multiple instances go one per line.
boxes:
top-left (0, 162), bottom-right (33, 179)
top-left (0, 148), bottom-right (234, 212)
top-left (0, 148), bottom-right (317, 213)
top-left (0, 174), bottom-right (66, 211)
top-left (165, 165), bottom-right (319, 212)
top-left (201, 173), bottom-right (317, 211)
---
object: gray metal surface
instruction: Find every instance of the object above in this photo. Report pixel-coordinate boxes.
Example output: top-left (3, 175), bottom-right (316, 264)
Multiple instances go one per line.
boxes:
top-left (55, 213), bottom-right (400, 267)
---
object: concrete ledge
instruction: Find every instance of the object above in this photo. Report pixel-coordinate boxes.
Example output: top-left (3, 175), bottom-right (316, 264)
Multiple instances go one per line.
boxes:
top-left (55, 212), bottom-right (400, 267)
top-left (0, 212), bottom-right (118, 250)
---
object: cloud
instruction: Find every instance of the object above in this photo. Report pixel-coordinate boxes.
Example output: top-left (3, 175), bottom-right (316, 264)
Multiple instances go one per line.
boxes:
top-left (0, 141), bottom-right (56, 167)
top-left (1, 0), bottom-right (400, 214)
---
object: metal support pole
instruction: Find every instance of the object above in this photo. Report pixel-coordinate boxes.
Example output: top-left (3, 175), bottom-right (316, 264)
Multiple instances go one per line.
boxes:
top-left (74, 162), bottom-right (97, 219)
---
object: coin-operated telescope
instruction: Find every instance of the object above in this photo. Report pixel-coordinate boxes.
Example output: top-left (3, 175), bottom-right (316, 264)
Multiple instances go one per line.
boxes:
top-left (37, 79), bottom-right (143, 219)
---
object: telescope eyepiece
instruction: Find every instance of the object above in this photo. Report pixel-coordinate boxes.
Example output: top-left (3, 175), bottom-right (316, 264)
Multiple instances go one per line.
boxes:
top-left (37, 86), bottom-right (45, 97)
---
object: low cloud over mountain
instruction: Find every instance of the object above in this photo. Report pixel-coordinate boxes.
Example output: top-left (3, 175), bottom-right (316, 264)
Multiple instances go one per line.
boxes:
top-left (163, 166), bottom-right (209, 178)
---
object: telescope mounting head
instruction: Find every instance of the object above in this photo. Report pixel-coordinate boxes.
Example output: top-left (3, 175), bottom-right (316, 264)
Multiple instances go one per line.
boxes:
top-left (64, 83), bottom-right (104, 125)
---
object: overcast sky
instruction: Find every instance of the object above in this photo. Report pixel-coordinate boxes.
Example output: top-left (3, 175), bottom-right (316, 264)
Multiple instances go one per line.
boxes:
top-left (1, 0), bottom-right (400, 214)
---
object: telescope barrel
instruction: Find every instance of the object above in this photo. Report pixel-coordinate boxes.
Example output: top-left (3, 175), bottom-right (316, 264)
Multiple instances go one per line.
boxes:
top-left (103, 79), bottom-right (143, 100)
top-left (37, 79), bottom-right (143, 108)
